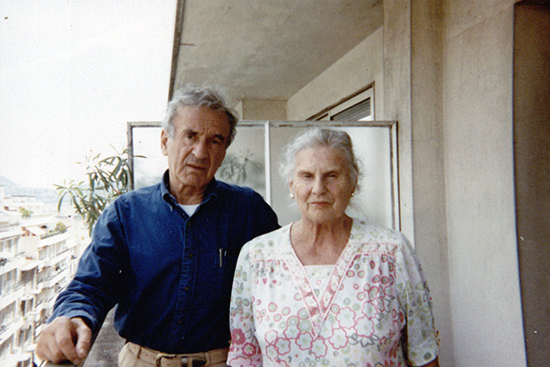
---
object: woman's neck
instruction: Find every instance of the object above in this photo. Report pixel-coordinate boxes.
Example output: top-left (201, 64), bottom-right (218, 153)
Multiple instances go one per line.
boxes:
top-left (290, 216), bottom-right (352, 265)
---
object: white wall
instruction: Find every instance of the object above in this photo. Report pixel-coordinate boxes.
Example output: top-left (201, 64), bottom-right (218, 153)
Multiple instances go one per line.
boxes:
top-left (443, 1), bottom-right (526, 365)
top-left (287, 28), bottom-right (384, 121)
top-left (236, 99), bottom-right (287, 120)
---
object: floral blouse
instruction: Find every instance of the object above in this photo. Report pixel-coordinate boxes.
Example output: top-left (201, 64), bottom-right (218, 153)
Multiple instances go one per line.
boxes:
top-left (228, 219), bottom-right (439, 367)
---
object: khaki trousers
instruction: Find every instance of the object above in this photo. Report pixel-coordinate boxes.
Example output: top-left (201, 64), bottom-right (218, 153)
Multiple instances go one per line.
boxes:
top-left (118, 342), bottom-right (228, 367)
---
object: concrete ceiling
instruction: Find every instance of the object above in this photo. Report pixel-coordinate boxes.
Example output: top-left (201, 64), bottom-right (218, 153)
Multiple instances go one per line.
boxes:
top-left (170, 0), bottom-right (383, 104)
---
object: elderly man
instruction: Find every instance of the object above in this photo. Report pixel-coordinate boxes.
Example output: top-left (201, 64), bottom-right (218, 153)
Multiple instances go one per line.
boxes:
top-left (36, 84), bottom-right (279, 367)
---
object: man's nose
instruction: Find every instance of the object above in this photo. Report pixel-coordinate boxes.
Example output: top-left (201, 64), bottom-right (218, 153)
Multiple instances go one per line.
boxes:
top-left (192, 140), bottom-right (208, 159)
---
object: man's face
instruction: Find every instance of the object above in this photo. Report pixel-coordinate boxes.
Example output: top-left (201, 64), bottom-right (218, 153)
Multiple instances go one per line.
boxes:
top-left (161, 105), bottom-right (230, 201)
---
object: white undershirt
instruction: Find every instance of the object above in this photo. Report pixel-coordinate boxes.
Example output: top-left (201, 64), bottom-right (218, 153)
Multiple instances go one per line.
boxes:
top-left (179, 204), bottom-right (200, 216)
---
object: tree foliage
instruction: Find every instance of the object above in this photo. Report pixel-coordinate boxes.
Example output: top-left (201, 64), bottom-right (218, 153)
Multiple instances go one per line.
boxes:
top-left (56, 148), bottom-right (132, 234)
top-left (19, 207), bottom-right (33, 219)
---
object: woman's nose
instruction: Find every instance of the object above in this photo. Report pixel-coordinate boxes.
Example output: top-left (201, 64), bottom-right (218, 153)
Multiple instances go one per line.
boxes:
top-left (312, 177), bottom-right (327, 194)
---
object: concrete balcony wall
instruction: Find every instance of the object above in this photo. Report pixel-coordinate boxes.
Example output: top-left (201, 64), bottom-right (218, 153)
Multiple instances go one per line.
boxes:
top-left (38, 232), bottom-right (69, 249)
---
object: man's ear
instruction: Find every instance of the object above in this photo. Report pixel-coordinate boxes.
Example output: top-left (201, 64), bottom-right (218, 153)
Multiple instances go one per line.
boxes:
top-left (160, 130), bottom-right (169, 156)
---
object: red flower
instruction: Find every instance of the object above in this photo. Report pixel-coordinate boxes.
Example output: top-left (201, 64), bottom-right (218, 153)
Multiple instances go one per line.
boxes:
top-left (242, 342), bottom-right (258, 357)
top-left (231, 328), bottom-right (246, 345)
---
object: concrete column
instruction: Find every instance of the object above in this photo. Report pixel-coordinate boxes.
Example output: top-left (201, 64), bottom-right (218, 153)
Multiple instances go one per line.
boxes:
top-left (383, 5), bottom-right (452, 365)
top-left (443, 1), bottom-right (526, 366)
top-left (410, 1), bottom-right (453, 366)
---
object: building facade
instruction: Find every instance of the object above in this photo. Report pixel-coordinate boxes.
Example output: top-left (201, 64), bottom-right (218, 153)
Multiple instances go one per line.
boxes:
top-left (1, 192), bottom-right (87, 367)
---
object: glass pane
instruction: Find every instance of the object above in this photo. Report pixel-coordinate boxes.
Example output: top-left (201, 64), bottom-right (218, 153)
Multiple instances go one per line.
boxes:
top-left (129, 121), bottom-right (397, 230)
top-left (217, 125), bottom-right (267, 199)
top-left (130, 124), bottom-right (267, 199)
top-left (132, 126), bottom-right (165, 190)
top-left (269, 124), bottom-right (394, 228)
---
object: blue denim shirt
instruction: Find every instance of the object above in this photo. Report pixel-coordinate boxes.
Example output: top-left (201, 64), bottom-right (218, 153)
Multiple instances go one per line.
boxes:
top-left (51, 171), bottom-right (279, 353)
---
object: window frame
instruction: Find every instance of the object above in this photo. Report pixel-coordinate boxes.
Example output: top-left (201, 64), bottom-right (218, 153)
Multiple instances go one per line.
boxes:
top-left (127, 119), bottom-right (400, 230)
top-left (309, 86), bottom-right (374, 121)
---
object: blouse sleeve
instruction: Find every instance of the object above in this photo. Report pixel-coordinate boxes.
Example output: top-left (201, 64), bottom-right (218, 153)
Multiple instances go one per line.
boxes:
top-left (395, 234), bottom-right (439, 366)
top-left (227, 245), bottom-right (263, 367)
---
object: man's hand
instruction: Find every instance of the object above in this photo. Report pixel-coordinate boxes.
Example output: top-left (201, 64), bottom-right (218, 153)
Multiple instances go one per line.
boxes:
top-left (36, 317), bottom-right (92, 365)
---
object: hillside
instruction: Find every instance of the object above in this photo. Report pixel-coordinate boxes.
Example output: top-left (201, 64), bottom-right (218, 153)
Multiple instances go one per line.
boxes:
top-left (0, 175), bottom-right (58, 204)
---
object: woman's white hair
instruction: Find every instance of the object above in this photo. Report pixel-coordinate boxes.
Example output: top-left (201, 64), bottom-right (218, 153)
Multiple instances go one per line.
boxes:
top-left (279, 128), bottom-right (362, 191)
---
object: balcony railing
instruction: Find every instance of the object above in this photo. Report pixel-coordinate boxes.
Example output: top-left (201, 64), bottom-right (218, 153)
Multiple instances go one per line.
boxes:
top-left (40, 362), bottom-right (75, 367)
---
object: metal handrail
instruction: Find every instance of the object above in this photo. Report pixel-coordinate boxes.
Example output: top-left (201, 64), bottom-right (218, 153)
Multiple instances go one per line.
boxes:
top-left (40, 361), bottom-right (78, 367)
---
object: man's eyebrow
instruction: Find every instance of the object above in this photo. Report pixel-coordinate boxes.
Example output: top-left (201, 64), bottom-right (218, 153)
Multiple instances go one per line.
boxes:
top-left (178, 128), bottom-right (226, 142)
top-left (180, 128), bottom-right (197, 136)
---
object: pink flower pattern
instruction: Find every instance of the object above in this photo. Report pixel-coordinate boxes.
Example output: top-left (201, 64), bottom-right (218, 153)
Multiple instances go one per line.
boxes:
top-left (228, 219), bottom-right (438, 367)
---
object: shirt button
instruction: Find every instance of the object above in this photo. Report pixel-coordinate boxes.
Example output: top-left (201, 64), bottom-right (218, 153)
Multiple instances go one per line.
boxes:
top-left (187, 222), bottom-right (192, 227)
top-left (184, 286), bottom-right (190, 291)
top-left (188, 252), bottom-right (194, 258)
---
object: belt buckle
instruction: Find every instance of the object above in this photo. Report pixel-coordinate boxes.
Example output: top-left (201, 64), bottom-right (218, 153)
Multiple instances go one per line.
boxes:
top-left (155, 353), bottom-right (206, 367)
top-left (155, 353), bottom-right (179, 367)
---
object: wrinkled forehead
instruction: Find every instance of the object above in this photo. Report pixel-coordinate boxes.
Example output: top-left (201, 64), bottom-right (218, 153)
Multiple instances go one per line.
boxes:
top-left (173, 106), bottom-right (230, 136)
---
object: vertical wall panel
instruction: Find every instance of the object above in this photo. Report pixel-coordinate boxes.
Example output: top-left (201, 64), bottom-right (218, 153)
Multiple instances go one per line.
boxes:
top-left (513, 3), bottom-right (550, 365)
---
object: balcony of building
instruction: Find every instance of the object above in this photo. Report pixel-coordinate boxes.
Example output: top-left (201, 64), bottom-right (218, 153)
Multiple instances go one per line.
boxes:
top-left (20, 0), bottom-right (550, 366)
top-left (0, 316), bottom-right (24, 350)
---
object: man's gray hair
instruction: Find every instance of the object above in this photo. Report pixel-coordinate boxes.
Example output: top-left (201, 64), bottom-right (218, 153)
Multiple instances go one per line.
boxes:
top-left (162, 83), bottom-right (239, 146)
top-left (280, 128), bottom-right (361, 190)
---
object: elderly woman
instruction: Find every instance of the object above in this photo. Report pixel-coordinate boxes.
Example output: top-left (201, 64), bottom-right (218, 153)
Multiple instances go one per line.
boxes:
top-left (228, 128), bottom-right (439, 367)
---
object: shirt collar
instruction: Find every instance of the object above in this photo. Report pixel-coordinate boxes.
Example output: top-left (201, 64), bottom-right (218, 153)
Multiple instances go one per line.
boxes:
top-left (161, 170), bottom-right (219, 206)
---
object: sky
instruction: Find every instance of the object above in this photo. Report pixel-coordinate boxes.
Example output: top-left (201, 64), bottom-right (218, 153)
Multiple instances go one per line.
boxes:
top-left (0, 0), bottom-right (177, 189)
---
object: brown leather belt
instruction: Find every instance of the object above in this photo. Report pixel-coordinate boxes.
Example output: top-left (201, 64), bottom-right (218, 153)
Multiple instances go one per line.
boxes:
top-left (126, 342), bottom-right (228, 367)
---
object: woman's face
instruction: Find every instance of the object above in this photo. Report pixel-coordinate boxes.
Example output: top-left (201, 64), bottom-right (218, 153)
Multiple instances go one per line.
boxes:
top-left (290, 146), bottom-right (356, 225)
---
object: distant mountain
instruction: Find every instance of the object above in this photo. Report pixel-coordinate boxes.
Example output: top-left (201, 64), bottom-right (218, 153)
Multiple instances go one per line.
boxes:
top-left (0, 175), bottom-right (58, 204)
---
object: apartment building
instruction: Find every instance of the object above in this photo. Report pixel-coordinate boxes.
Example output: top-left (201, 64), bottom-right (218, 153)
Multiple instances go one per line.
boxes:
top-left (0, 191), bottom-right (87, 367)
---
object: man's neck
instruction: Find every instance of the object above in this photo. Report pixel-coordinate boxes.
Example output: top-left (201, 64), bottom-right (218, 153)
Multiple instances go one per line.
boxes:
top-left (175, 192), bottom-right (203, 205)
top-left (169, 182), bottom-right (206, 205)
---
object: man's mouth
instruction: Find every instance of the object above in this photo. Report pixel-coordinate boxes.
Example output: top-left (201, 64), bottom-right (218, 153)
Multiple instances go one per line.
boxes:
top-left (186, 163), bottom-right (207, 170)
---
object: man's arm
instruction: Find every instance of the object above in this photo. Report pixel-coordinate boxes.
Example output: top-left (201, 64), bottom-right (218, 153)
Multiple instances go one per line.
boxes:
top-left (37, 201), bottom-right (126, 363)
top-left (36, 317), bottom-right (92, 365)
